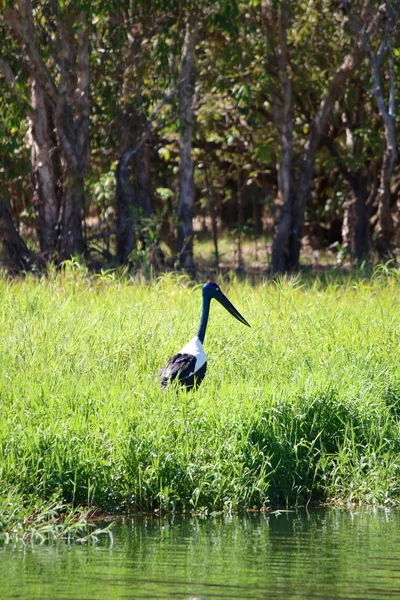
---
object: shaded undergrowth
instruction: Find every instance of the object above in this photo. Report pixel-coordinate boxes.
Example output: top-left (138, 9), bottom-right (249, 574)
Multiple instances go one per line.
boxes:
top-left (0, 265), bottom-right (400, 521)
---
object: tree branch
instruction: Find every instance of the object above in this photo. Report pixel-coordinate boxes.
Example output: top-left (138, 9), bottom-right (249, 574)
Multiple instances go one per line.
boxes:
top-left (121, 84), bottom-right (177, 170)
top-left (4, 3), bottom-right (58, 104)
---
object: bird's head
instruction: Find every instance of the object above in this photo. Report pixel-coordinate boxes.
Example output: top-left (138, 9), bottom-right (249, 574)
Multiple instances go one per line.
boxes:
top-left (202, 280), bottom-right (250, 327)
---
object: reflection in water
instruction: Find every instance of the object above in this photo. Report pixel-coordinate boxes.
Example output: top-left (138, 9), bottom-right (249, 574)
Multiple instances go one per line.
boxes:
top-left (1, 508), bottom-right (400, 599)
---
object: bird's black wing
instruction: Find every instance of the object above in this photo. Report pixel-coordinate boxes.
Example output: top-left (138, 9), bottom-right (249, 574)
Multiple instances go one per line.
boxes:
top-left (160, 353), bottom-right (197, 388)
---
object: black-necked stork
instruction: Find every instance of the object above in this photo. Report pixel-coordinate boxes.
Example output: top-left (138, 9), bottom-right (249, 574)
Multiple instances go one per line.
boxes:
top-left (160, 281), bottom-right (250, 390)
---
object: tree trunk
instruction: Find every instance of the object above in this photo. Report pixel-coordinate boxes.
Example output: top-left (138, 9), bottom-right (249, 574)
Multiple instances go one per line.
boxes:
top-left (353, 174), bottom-right (370, 261)
top-left (341, 176), bottom-right (371, 262)
top-left (367, 4), bottom-right (397, 260)
top-left (115, 16), bottom-right (153, 263)
top-left (204, 160), bottom-right (219, 267)
top-left (176, 21), bottom-right (197, 272)
top-left (114, 72), bottom-right (177, 263)
top-left (269, 1), bottom-right (293, 273)
top-left (0, 196), bottom-right (32, 271)
top-left (29, 79), bottom-right (61, 256)
top-left (342, 194), bottom-right (355, 256)
top-left (116, 148), bottom-right (136, 262)
top-left (134, 140), bottom-right (152, 219)
top-left (115, 108), bottom-right (151, 262)
top-left (57, 169), bottom-right (86, 257)
top-left (115, 119), bottom-right (153, 263)
top-left (55, 11), bottom-right (90, 258)
top-left (328, 87), bottom-right (372, 263)
top-left (5, 2), bottom-right (90, 260)
top-left (0, 58), bottom-right (61, 259)
top-left (375, 127), bottom-right (396, 261)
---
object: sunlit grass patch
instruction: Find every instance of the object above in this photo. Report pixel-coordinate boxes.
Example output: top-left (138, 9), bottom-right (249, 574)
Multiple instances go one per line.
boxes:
top-left (0, 266), bottom-right (400, 517)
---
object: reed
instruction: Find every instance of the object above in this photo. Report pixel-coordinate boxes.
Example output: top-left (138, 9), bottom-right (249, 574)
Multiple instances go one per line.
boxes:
top-left (0, 263), bottom-right (399, 516)
top-left (0, 487), bottom-right (112, 544)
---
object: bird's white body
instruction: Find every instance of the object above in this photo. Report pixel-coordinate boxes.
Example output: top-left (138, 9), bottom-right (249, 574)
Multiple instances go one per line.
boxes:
top-left (179, 336), bottom-right (207, 375)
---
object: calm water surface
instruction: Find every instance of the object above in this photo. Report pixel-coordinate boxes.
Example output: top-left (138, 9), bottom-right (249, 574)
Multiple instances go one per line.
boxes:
top-left (1, 508), bottom-right (400, 600)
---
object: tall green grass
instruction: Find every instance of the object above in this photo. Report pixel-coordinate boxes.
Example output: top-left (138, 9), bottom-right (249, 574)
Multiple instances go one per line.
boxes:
top-left (0, 264), bottom-right (400, 513)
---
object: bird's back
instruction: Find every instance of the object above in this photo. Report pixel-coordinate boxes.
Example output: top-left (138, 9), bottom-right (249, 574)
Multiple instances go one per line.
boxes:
top-left (160, 336), bottom-right (207, 390)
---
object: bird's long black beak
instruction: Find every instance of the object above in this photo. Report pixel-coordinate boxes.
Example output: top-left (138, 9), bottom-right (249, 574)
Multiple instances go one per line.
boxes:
top-left (215, 290), bottom-right (251, 327)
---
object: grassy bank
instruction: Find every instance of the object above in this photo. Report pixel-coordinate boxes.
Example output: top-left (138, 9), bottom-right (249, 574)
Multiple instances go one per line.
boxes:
top-left (0, 265), bottom-right (400, 517)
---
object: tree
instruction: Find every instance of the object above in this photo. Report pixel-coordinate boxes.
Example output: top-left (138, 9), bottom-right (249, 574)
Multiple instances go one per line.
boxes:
top-left (176, 18), bottom-right (198, 271)
top-left (2, 0), bottom-right (91, 259)
top-left (113, 1), bottom-right (157, 262)
top-left (325, 85), bottom-right (377, 262)
top-left (366, 1), bottom-right (398, 260)
top-left (0, 0), bottom-right (399, 273)
top-left (28, 79), bottom-right (61, 256)
top-left (264, 0), bottom-right (378, 273)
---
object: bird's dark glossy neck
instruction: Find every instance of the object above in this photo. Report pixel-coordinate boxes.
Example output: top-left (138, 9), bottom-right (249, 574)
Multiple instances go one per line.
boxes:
top-left (196, 294), bottom-right (211, 344)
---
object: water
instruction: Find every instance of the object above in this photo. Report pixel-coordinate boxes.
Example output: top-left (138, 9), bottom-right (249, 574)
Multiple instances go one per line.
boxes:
top-left (1, 508), bottom-right (400, 599)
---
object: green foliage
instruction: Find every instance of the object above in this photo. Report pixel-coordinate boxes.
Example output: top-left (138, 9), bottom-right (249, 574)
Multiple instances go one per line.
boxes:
top-left (0, 0), bottom-right (398, 265)
top-left (0, 271), bottom-right (400, 515)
